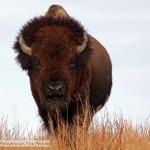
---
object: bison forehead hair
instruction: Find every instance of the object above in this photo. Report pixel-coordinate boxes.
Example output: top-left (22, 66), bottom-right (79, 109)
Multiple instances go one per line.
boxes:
top-left (14, 16), bottom-right (90, 70)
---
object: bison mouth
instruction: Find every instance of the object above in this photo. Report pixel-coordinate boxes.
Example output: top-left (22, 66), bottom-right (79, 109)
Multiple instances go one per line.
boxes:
top-left (47, 94), bottom-right (65, 101)
top-left (45, 95), bottom-right (68, 115)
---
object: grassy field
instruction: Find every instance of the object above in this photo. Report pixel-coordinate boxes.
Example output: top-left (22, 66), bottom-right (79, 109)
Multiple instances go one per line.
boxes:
top-left (0, 110), bottom-right (149, 150)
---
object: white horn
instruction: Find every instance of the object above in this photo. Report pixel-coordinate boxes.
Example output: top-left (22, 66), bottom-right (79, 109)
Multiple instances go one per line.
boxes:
top-left (76, 32), bottom-right (88, 54)
top-left (19, 35), bottom-right (32, 56)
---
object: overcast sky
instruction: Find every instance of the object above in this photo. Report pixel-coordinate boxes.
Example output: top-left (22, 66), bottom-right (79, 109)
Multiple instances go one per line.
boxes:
top-left (0, 0), bottom-right (150, 129)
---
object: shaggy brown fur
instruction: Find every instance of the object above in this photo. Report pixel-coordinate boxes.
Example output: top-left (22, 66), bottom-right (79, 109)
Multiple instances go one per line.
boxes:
top-left (13, 5), bottom-right (112, 132)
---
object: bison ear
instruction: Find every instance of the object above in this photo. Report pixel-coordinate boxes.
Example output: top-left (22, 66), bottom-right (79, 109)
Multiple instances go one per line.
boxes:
top-left (17, 51), bottom-right (32, 71)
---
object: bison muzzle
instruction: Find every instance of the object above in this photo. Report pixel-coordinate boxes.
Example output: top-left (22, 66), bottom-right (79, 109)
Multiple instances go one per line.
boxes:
top-left (13, 4), bottom-right (112, 133)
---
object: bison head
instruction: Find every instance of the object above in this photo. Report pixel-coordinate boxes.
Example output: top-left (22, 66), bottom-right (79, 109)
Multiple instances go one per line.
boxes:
top-left (14, 5), bottom-right (91, 117)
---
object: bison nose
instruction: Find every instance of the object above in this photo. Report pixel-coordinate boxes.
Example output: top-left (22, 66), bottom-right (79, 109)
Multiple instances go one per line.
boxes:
top-left (45, 80), bottom-right (66, 96)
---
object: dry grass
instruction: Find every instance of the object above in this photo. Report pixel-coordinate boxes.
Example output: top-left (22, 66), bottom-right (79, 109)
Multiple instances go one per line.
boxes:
top-left (0, 110), bottom-right (149, 150)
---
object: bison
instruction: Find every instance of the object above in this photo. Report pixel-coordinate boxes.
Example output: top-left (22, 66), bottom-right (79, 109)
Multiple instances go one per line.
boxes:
top-left (13, 5), bottom-right (112, 132)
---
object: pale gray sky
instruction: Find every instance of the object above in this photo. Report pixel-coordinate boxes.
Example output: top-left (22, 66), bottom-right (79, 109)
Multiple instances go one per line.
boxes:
top-left (0, 0), bottom-right (150, 129)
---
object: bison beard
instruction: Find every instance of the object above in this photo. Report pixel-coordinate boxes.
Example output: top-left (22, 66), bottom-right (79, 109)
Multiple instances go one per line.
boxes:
top-left (13, 5), bottom-right (112, 133)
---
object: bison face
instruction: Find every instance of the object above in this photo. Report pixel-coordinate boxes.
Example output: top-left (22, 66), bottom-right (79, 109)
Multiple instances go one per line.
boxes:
top-left (15, 23), bottom-right (89, 116)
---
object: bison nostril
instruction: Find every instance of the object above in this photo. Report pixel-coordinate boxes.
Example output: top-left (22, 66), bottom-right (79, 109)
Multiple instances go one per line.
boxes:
top-left (46, 87), bottom-right (52, 93)
top-left (47, 84), bottom-right (63, 91)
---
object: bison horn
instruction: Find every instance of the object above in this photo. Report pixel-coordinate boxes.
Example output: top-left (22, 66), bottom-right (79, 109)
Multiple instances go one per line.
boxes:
top-left (19, 35), bottom-right (32, 56)
top-left (76, 32), bottom-right (88, 54)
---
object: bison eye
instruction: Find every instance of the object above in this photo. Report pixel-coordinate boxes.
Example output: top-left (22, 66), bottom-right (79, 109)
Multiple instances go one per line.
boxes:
top-left (70, 58), bottom-right (77, 69)
top-left (32, 59), bottom-right (40, 71)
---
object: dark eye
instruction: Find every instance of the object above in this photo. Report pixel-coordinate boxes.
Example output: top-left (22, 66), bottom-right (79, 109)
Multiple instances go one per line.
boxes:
top-left (70, 58), bottom-right (77, 69)
top-left (32, 59), bottom-right (40, 71)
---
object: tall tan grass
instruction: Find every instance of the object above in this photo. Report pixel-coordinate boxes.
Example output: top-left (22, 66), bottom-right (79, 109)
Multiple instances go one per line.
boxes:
top-left (0, 109), bottom-right (149, 150)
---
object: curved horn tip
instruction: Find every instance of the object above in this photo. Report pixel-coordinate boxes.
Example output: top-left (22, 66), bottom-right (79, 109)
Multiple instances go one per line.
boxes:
top-left (19, 35), bottom-right (32, 56)
top-left (76, 33), bottom-right (88, 54)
